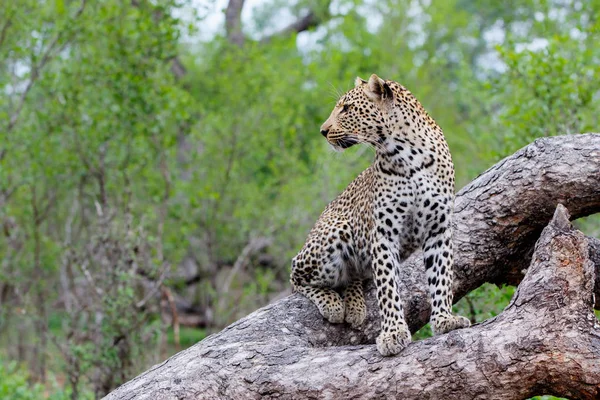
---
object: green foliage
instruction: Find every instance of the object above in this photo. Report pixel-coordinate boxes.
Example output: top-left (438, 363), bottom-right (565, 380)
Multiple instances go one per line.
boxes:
top-left (478, 0), bottom-right (600, 158)
top-left (455, 284), bottom-right (515, 322)
top-left (492, 34), bottom-right (600, 155)
top-left (54, 214), bottom-right (168, 397)
top-left (412, 323), bottom-right (433, 341)
top-left (168, 327), bottom-right (207, 348)
top-left (0, 359), bottom-right (80, 400)
top-left (0, 360), bottom-right (44, 400)
top-left (0, 0), bottom-right (193, 396)
top-left (414, 284), bottom-right (516, 341)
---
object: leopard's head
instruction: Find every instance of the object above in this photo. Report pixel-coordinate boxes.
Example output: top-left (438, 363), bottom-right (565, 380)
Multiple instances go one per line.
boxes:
top-left (320, 74), bottom-right (394, 151)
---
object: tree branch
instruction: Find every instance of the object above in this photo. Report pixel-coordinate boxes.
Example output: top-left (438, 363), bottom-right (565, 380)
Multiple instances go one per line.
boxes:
top-left (224, 0), bottom-right (332, 46)
top-left (260, 5), bottom-right (331, 44)
top-left (588, 236), bottom-right (600, 308)
top-left (0, 14), bottom-right (12, 50)
top-left (169, 56), bottom-right (187, 79)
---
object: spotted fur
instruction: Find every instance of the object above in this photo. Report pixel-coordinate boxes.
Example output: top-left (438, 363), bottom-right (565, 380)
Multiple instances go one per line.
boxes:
top-left (291, 74), bottom-right (470, 356)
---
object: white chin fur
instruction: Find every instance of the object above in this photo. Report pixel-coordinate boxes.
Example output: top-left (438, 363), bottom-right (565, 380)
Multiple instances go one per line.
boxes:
top-left (329, 143), bottom-right (344, 152)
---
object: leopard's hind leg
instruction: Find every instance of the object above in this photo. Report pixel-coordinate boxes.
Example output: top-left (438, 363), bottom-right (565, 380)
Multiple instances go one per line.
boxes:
top-left (291, 215), bottom-right (356, 325)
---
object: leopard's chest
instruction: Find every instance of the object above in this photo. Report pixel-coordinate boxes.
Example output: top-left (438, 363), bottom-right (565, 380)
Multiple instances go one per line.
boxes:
top-left (343, 178), bottom-right (422, 264)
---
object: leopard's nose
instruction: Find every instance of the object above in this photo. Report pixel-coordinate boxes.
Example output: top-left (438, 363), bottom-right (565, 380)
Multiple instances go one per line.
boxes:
top-left (320, 128), bottom-right (329, 137)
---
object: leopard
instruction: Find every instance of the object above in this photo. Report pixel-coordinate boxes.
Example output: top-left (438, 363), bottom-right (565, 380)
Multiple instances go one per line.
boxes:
top-left (290, 74), bottom-right (470, 356)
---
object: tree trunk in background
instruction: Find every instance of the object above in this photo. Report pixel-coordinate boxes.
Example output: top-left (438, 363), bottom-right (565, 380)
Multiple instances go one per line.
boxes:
top-left (224, 0), bottom-right (333, 46)
top-left (225, 0), bottom-right (245, 46)
top-left (105, 134), bottom-right (600, 399)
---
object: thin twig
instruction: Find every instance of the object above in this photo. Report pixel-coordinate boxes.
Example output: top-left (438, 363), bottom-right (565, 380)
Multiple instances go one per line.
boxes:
top-left (162, 287), bottom-right (180, 351)
top-left (79, 259), bottom-right (104, 298)
top-left (135, 261), bottom-right (170, 309)
top-left (0, 16), bottom-right (12, 50)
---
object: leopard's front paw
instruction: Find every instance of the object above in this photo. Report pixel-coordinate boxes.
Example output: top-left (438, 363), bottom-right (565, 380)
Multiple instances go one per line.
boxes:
top-left (344, 301), bottom-right (367, 328)
top-left (375, 326), bottom-right (411, 356)
top-left (432, 314), bottom-right (471, 335)
top-left (317, 298), bottom-right (345, 324)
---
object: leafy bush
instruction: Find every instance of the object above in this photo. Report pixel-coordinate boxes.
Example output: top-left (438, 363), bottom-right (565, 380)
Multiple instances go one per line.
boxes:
top-left (0, 359), bottom-right (76, 400)
top-left (0, 360), bottom-right (42, 400)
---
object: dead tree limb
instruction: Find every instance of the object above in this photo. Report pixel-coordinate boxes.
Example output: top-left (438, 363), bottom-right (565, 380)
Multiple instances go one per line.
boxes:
top-left (259, 4), bottom-right (332, 44)
top-left (224, 0), bottom-right (333, 46)
top-left (105, 134), bottom-right (600, 399)
top-left (107, 205), bottom-right (600, 399)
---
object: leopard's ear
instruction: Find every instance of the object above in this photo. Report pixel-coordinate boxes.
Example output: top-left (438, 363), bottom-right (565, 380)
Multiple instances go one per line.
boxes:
top-left (354, 76), bottom-right (367, 87)
top-left (364, 74), bottom-right (393, 103)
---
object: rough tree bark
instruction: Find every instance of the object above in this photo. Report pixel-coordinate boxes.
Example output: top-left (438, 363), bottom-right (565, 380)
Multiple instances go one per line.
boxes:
top-left (105, 134), bottom-right (600, 399)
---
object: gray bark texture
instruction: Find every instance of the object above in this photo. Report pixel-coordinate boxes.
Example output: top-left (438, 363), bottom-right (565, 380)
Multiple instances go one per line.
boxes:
top-left (105, 134), bottom-right (600, 399)
top-left (225, 0), bottom-right (245, 46)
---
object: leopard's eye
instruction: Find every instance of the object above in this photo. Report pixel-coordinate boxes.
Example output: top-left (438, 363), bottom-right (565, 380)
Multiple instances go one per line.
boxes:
top-left (342, 104), bottom-right (350, 112)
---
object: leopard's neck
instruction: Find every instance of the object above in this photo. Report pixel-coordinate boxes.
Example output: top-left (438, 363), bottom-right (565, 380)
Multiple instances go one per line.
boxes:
top-left (373, 122), bottom-right (443, 178)
top-left (373, 85), bottom-right (447, 177)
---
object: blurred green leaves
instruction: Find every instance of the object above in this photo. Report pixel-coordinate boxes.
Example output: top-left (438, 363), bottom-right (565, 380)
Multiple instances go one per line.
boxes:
top-left (0, 360), bottom-right (45, 400)
top-left (492, 34), bottom-right (600, 154)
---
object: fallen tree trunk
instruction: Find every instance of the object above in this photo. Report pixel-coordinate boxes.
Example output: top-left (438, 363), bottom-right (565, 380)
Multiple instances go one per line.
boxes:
top-left (106, 134), bottom-right (600, 399)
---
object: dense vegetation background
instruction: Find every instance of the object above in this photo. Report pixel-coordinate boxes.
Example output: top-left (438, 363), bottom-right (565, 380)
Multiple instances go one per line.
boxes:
top-left (0, 0), bottom-right (598, 398)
